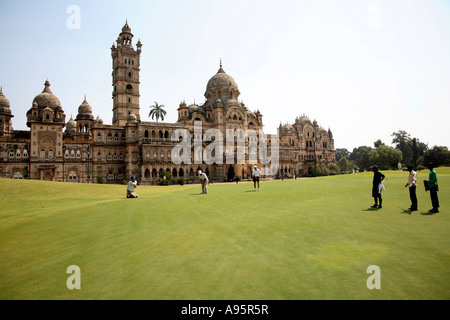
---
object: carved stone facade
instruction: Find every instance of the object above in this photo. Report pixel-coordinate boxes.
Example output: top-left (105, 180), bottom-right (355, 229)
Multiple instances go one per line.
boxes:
top-left (0, 23), bottom-right (335, 184)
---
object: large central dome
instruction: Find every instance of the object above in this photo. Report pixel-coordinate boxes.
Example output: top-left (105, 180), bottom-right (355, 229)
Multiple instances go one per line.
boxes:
top-left (206, 62), bottom-right (239, 94)
top-left (32, 80), bottom-right (62, 111)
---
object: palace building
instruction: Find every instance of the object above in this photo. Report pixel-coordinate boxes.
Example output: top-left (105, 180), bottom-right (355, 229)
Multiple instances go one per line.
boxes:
top-left (0, 22), bottom-right (336, 184)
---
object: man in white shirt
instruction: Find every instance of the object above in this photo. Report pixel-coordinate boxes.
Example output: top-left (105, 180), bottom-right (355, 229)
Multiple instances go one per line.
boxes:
top-left (127, 176), bottom-right (139, 198)
top-left (198, 170), bottom-right (209, 194)
top-left (252, 165), bottom-right (261, 191)
top-left (405, 166), bottom-right (417, 211)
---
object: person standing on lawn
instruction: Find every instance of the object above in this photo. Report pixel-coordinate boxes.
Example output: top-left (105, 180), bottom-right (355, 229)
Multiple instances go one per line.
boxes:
top-left (370, 165), bottom-right (385, 208)
top-left (252, 165), bottom-right (261, 191)
top-left (405, 166), bottom-right (418, 211)
top-left (425, 162), bottom-right (439, 213)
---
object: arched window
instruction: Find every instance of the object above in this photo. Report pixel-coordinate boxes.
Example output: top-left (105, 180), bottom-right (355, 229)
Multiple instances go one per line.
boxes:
top-left (97, 133), bottom-right (102, 141)
top-left (126, 84), bottom-right (133, 90)
top-left (145, 169), bottom-right (150, 178)
top-left (144, 130), bottom-right (149, 138)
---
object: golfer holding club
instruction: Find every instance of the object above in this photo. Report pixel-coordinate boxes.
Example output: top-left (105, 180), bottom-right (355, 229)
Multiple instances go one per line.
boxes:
top-left (198, 170), bottom-right (209, 194)
top-left (405, 166), bottom-right (418, 211)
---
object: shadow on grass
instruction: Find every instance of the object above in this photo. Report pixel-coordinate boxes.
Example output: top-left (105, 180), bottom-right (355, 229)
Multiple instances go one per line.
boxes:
top-left (420, 210), bottom-right (439, 216)
top-left (399, 207), bottom-right (419, 215)
top-left (399, 206), bottom-right (438, 216)
top-left (362, 207), bottom-right (381, 212)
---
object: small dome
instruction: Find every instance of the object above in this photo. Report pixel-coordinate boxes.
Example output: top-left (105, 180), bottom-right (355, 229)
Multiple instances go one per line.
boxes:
top-left (127, 112), bottom-right (137, 122)
top-left (66, 117), bottom-right (76, 128)
top-left (32, 80), bottom-right (62, 111)
top-left (122, 21), bottom-right (132, 33)
top-left (0, 87), bottom-right (11, 115)
top-left (66, 117), bottom-right (77, 134)
top-left (76, 96), bottom-right (94, 120)
top-left (95, 116), bottom-right (103, 125)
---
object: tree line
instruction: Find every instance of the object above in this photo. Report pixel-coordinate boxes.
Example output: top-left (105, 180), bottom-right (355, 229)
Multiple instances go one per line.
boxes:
top-left (336, 130), bottom-right (450, 173)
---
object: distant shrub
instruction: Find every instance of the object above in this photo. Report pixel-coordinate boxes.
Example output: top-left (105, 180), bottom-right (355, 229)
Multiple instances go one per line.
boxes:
top-left (177, 177), bottom-right (185, 186)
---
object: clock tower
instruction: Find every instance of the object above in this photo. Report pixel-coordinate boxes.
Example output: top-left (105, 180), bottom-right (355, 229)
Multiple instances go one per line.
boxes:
top-left (111, 21), bottom-right (142, 126)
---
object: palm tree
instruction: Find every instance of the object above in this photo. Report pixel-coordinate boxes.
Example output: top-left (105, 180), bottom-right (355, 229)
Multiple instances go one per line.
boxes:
top-left (149, 102), bottom-right (167, 123)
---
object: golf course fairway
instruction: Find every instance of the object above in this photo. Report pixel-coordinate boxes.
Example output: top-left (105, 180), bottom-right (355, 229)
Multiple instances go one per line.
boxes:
top-left (0, 168), bottom-right (448, 300)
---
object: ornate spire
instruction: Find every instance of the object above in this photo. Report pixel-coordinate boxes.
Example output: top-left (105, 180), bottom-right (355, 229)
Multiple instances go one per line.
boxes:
top-left (43, 80), bottom-right (52, 93)
top-left (218, 59), bottom-right (225, 74)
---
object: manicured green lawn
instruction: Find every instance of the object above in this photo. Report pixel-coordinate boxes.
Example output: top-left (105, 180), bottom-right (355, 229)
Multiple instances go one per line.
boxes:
top-left (0, 168), bottom-right (449, 300)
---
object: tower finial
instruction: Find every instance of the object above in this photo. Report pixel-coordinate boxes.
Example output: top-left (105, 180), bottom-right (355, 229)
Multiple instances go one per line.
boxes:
top-left (217, 58), bottom-right (225, 73)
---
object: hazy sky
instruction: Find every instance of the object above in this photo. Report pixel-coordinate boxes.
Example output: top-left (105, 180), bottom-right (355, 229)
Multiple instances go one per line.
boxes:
top-left (0, 0), bottom-right (449, 150)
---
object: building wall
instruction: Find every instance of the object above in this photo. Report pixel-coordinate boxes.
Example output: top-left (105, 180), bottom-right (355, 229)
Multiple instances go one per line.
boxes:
top-left (0, 23), bottom-right (336, 184)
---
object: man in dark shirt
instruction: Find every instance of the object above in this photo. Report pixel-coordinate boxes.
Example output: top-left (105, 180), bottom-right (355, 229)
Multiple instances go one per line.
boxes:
top-left (370, 165), bottom-right (385, 208)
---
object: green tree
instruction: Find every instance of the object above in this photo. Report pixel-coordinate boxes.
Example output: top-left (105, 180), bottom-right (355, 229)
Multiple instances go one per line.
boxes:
top-left (374, 139), bottom-right (385, 148)
top-left (338, 156), bottom-right (352, 173)
top-left (376, 144), bottom-right (403, 169)
top-left (352, 146), bottom-right (372, 171)
top-left (149, 102), bottom-right (167, 123)
top-left (423, 146), bottom-right (450, 167)
top-left (391, 130), bottom-right (413, 164)
top-left (335, 148), bottom-right (350, 162)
